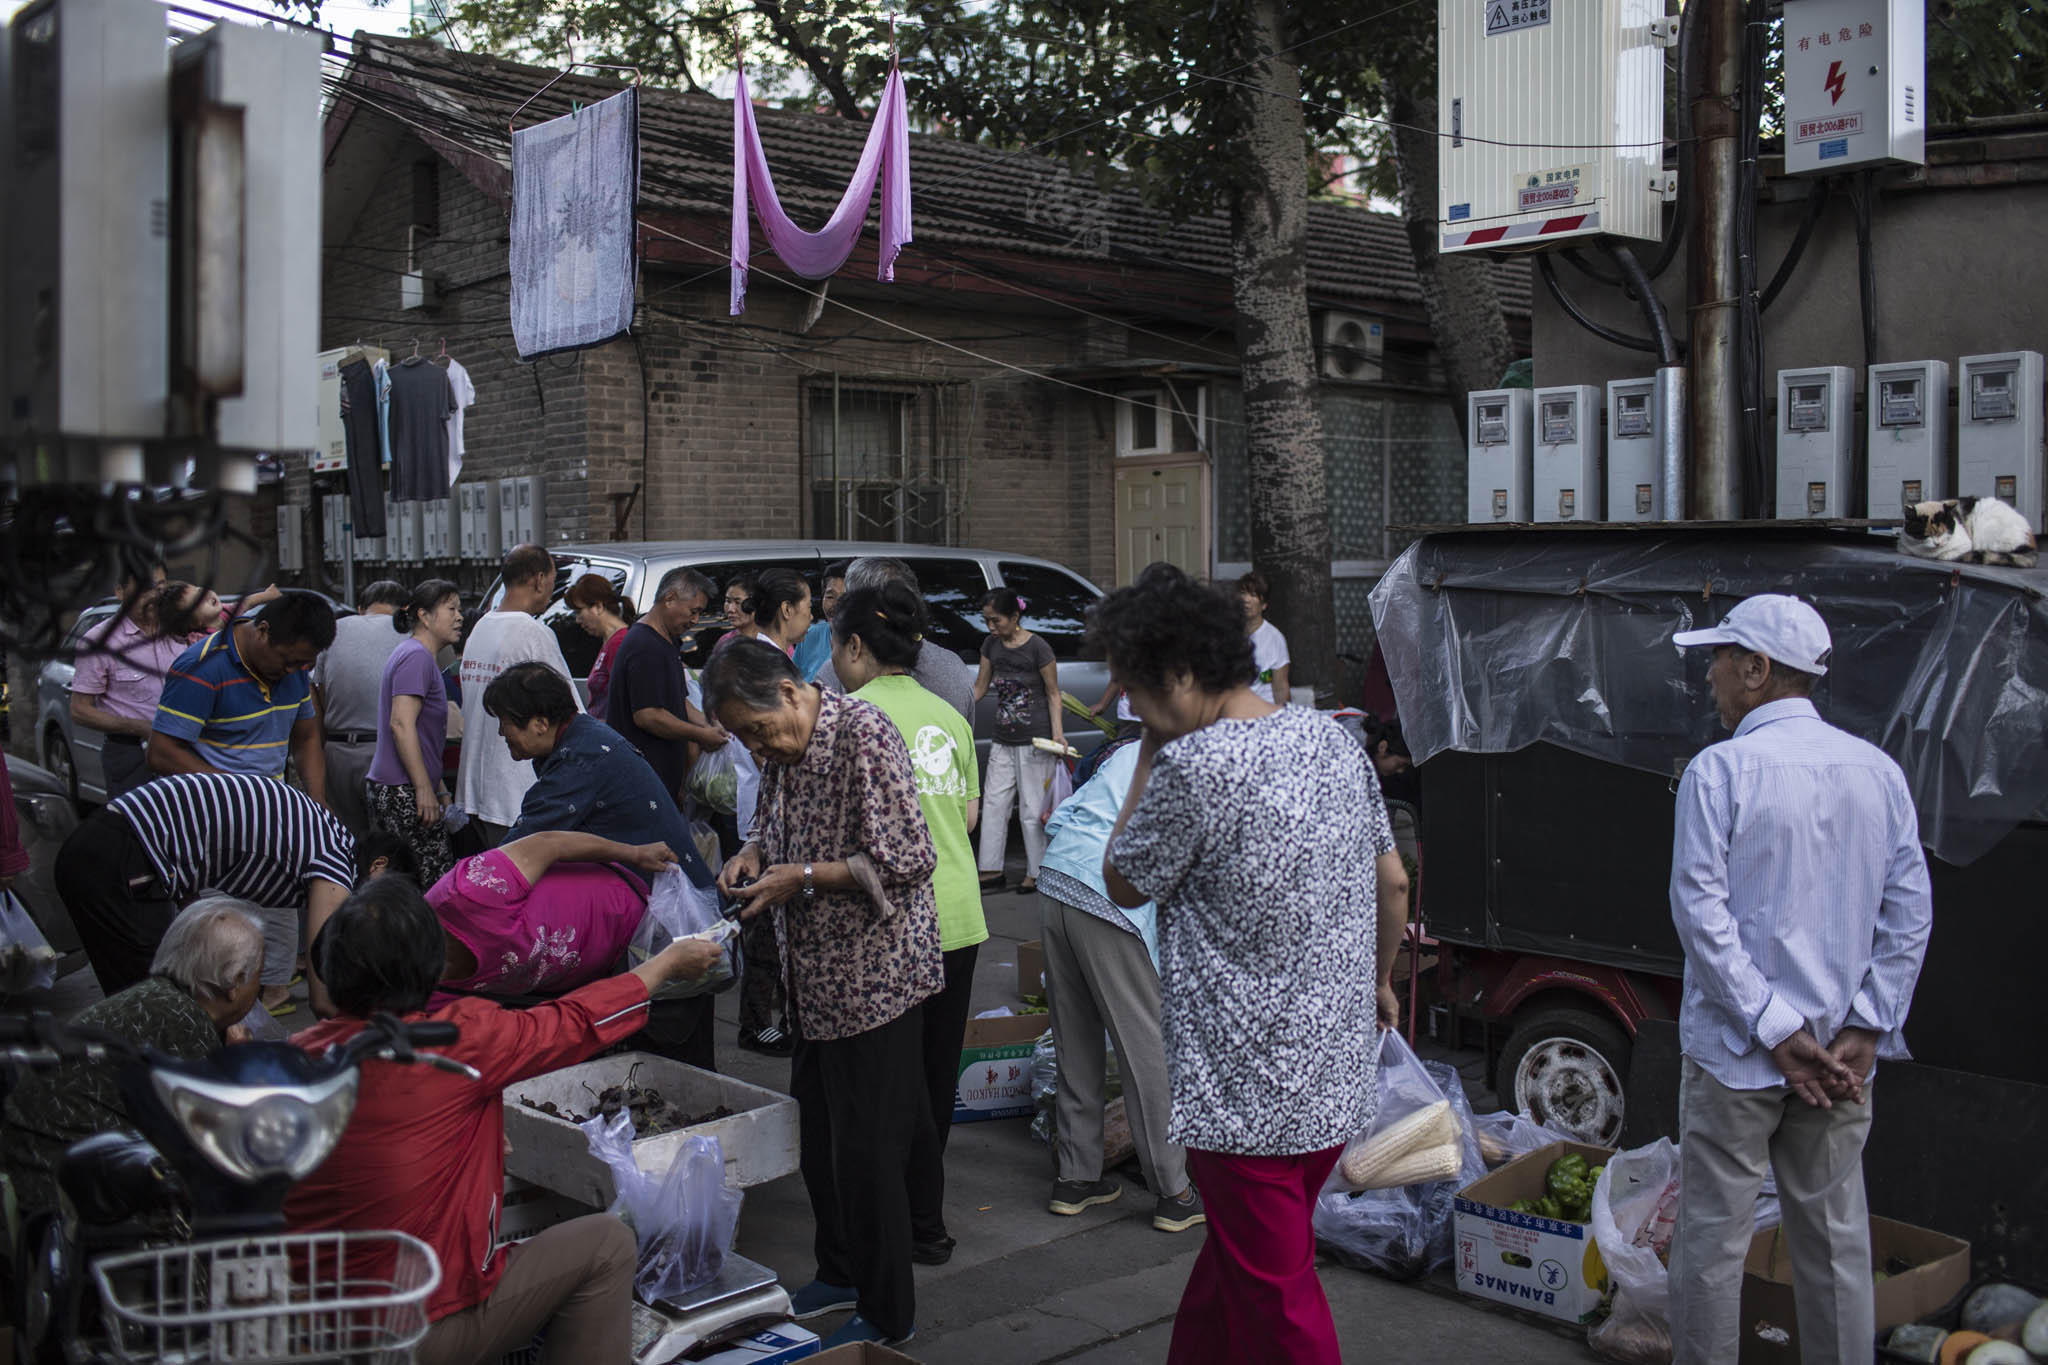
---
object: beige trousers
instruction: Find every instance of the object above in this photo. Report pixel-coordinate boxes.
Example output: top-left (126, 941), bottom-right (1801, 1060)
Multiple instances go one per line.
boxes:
top-left (417, 1214), bottom-right (636, 1365)
top-left (1668, 1056), bottom-right (1875, 1365)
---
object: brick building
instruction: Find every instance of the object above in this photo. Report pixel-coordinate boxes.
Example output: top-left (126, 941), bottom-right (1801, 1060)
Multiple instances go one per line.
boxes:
top-left (283, 36), bottom-right (1527, 658)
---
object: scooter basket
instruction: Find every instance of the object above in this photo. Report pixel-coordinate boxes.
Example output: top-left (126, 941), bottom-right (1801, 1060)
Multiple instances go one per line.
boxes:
top-left (91, 1230), bottom-right (441, 1364)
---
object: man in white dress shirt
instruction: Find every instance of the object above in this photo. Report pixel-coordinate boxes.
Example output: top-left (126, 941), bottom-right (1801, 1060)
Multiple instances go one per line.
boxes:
top-left (1666, 594), bottom-right (1933, 1365)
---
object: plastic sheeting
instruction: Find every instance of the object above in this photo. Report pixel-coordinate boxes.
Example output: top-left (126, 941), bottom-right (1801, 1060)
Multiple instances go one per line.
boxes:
top-left (1368, 527), bottom-right (2048, 866)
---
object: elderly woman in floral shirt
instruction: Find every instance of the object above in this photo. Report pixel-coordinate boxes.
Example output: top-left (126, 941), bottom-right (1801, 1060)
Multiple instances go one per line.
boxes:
top-left (706, 638), bottom-right (940, 1352)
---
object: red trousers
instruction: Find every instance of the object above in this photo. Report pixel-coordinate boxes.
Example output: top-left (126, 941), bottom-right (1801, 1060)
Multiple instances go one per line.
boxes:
top-left (1166, 1145), bottom-right (1344, 1365)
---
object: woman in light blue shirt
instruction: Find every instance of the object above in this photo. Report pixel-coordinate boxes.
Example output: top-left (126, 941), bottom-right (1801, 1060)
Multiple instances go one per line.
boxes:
top-left (1037, 741), bottom-right (1201, 1235)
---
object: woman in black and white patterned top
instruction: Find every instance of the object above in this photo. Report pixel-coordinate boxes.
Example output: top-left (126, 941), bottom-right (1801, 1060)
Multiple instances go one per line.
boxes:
top-left (1101, 565), bottom-right (1408, 1365)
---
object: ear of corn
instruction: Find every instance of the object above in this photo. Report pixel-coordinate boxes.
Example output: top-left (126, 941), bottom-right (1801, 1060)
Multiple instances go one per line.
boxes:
top-left (1337, 1099), bottom-right (1459, 1188)
top-left (1356, 1141), bottom-right (1464, 1191)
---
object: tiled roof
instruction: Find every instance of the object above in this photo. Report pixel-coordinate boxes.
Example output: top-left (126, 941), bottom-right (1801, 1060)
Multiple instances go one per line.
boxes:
top-left (334, 36), bottom-right (1529, 318)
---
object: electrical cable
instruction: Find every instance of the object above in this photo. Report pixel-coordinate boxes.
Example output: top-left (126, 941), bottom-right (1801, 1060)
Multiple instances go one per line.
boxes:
top-left (1604, 242), bottom-right (1680, 367)
top-left (1643, 0), bottom-right (1703, 279)
top-left (1852, 169), bottom-right (1880, 369)
top-left (1735, 0), bottom-right (1769, 516)
top-left (1537, 254), bottom-right (1663, 355)
top-left (1759, 178), bottom-right (1833, 311)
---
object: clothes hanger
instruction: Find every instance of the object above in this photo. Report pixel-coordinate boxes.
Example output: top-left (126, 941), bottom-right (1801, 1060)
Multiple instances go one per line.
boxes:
top-left (508, 61), bottom-right (643, 134)
top-left (433, 337), bottom-right (450, 366)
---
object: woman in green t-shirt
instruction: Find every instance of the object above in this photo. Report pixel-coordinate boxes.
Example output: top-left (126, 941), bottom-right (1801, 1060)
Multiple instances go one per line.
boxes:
top-left (832, 581), bottom-right (985, 1267)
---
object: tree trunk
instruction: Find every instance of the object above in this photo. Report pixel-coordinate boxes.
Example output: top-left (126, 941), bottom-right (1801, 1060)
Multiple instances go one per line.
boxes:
top-left (1229, 0), bottom-right (1339, 702)
top-left (1387, 80), bottom-right (1517, 440)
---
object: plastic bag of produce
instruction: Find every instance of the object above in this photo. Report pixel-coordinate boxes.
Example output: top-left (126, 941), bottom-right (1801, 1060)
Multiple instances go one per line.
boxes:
top-left (1028, 1030), bottom-right (1129, 1165)
top-left (1313, 1040), bottom-right (1486, 1279)
top-left (1587, 1138), bottom-right (1682, 1364)
top-left (628, 866), bottom-right (739, 999)
top-left (581, 1111), bottom-right (742, 1300)
top-left (1327, 1031), bottom-right (1460, 1193)
top-left (1473, 1109), bottom-right (1575, 1168)
top-left (688, 744), bottom-right (743, 815)
top-left (0, 890), bottom-right (58, 995)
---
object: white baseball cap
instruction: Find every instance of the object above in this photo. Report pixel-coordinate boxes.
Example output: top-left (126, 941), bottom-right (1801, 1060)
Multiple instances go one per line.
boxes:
top-left (1672, 594), bottom-right (1833, 675)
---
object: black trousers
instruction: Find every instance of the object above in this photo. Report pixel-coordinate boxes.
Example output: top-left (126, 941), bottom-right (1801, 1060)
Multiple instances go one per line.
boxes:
top-left (793, 1006), bottom-right (923, 1340)
top-left (337, 359), bottom-right (386, 537)
top-left (908, 944), bottom-right (980, 1244)
top-left (56, 808), bottom-right (178, 995)
top-left (633, 995), bottom-right (716, 1071)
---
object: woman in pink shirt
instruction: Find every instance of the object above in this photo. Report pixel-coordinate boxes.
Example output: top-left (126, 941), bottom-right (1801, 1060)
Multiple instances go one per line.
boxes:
top-left (69, 585), bottom-right (191, 800)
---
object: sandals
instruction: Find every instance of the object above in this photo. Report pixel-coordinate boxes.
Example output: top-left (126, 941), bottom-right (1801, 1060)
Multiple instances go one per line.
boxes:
top-left (1017, 878), bottom-right (1038, 893)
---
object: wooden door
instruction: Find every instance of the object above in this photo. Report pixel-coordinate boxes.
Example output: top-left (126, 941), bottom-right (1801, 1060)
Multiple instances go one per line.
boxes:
top-left (1115, 460), bottom-right (1208, 585)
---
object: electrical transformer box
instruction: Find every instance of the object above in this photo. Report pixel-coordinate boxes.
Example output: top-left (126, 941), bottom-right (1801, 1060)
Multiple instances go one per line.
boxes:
top-left (1957, 350), bottom-right (2045, 532)
top-left (1775, 366), bottom-right (1859, 518)
top-left (1867, 359), bottom-right (1948, 513)
top-left (1532, 385), bottom-right (1604, 521)
top-left (1781, 0), bottom-right (1925, 175)
top-left (498, 476), bottom-right (547, 548)
top-left (322, 494), bottom-right (344, 564)
top-left (1607, 376), bottom-right (1666, 521)
top-left (1466, 389), bottom-right (1533, 524)
top-left (460, 482), bottom-right (502, 562)
top-left (1438, 0), bottom-right (1669, 253)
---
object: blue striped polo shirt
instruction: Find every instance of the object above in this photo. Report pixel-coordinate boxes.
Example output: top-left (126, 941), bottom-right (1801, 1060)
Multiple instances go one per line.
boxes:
top-left (152, 627), bottom-right (314, 777)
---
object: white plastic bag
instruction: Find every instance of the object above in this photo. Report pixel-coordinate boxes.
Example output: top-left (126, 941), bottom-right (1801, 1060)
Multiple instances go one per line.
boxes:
top-left (1587, 1138), bottom-right (1682, 1364)
top-left (0, 890), bottom-right (58, 995)
top-left (1473, 1109), bottom-right (1576, 1168)
top-left (580, 1111), bottom-right (743, 1302)
top-left (1040, 761), bottom-right (1074, 825)
top-left (1313, 1040), bottom-right (1487, 1280)
top-left (1325, 1030), bottom-right (1454, 1195)
top-left (688, 744), bottom-right (742, 815)
top-left (627, 866), bottom-right (739, 999)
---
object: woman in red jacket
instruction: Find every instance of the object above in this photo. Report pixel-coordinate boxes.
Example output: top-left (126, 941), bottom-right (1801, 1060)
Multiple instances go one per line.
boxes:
top-left (284, 839), bottom-right (721, 1365)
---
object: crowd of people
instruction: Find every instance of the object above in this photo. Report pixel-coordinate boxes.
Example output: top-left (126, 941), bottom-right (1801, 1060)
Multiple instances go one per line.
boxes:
top-left (0, 537), bottom-right (1932, 1365)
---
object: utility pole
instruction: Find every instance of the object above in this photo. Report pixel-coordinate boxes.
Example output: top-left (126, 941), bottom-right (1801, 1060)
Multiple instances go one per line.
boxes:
top-left (1687, 0), bottom-right (1743, 519)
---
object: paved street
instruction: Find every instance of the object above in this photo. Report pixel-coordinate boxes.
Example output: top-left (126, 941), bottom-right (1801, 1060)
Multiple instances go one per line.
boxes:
top-left (714, 877), bottom-right (1602, 1363)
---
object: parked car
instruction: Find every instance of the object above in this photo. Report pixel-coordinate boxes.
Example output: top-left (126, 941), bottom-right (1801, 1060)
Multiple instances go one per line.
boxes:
top-left (483, 541), bottom-right (1115, 761)
top-left (36, 591), bottom-right (354, 809)
top-left (4, 751), bottom-right (85, 979)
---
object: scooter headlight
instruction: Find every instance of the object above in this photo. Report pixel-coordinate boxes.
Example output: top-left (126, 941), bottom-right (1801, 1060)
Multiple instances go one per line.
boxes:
top-left (152, 1071), bottom-right (359, 1182)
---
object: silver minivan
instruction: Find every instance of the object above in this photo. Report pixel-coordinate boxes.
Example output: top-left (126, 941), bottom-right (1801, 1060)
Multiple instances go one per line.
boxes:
top-left (483, 540), bottom-right (1114, 756)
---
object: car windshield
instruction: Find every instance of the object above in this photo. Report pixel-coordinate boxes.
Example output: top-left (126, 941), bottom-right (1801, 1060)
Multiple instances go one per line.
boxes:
top-left (533, 557), bottom-right (632, 678)
top-left (995, 562), bottom-right (1101, 661)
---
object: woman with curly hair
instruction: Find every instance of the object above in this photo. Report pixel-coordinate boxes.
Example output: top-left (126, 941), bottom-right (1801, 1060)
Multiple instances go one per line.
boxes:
top-left (1097, 564), bottom-right (1410, 1365)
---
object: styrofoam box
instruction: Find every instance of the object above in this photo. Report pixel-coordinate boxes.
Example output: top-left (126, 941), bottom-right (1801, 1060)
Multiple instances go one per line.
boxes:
top-left (503, 1053), bottom-right (799, 1206)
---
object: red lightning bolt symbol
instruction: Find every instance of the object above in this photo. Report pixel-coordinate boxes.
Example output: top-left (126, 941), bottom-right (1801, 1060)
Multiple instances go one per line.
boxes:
top-left (1824, 60), bottom-right (1846, 105)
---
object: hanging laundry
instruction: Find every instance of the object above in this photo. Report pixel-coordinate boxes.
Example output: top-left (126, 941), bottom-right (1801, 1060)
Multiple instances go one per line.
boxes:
top-left (387, 355), bottom-right (457, 501)
top-left (338, 358), bottom-right (388, 538)
top-left (511, 86), bottom-right (640, 359)
top-left (372, 357), bottom-right (394, 468)
top-left (443, 356), bottom-right (475, 486)
top-left (729, 64), bottom-right (912, 316)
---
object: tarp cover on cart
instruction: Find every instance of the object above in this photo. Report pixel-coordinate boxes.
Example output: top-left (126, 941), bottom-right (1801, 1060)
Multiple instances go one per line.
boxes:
top-left (1368, 524), bottom-right (2048, 865)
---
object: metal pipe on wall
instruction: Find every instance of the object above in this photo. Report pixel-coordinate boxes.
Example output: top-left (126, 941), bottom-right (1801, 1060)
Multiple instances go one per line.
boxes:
top-left (1686, 0), bottom-right (1743, 520)
top-left (1657, 366), bottom-right (1688, 519)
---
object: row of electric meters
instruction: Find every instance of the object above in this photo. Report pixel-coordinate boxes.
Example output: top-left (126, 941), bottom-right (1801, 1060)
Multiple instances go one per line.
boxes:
top-left (275, 478), bottom-right (547, 571)
top-left (1468, 351), bottom-right (2046, 531)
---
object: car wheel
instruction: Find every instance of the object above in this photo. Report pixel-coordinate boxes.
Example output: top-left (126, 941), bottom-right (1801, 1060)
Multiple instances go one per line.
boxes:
top-left (41, 729), bottom-right (78, 808)
top-left (1498, 1006), bottom-right (1631, 1147)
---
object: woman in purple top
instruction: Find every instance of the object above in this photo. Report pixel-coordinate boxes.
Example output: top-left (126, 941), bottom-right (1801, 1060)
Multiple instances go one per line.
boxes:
top-left (366, 580), bottom-right (463, 886)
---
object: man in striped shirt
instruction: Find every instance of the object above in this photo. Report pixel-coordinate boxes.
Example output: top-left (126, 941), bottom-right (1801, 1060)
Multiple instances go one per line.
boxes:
top-left (1666, 595), bottom-right (1933, 1365)
top-left (54, 772), bottom-right (368, 1007)
top-left (149, 590), bottom-right (337, 803)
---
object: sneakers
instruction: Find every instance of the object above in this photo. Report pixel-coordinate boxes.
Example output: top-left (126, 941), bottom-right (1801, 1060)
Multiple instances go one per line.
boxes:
top-left (788, 1280), bottom-right (858, 1320)
top-left (1048, 1178), bottom-right (1122, 1216)
top-left (738, 1023), bottom-right (796, 1058)
top-left (821, 1315), bottom-right (915, 1349)
top-left (1153, 1188), bottom-right (1207, 1233)
top-left (911, 1234), bottom-right (957, 1265)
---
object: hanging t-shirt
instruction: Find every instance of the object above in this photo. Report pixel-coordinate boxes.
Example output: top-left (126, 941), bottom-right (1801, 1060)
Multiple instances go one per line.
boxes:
top-left (981, 632), bottom-right (1056, 746)
top-left (856, 673), bottom-right (986, 952)
top-left (444, 358), bottom-right (475, 485)
top-left (387, 356), bottom-right (457, 500)
top-left (1249, 621), bottom-right (1291, 704)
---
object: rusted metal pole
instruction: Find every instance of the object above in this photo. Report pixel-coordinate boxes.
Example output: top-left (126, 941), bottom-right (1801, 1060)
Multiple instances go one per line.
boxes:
top-left (1687, 0), bottom-right (1743, 520)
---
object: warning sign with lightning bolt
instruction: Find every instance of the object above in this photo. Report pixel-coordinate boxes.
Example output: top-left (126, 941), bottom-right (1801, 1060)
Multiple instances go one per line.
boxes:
top-left (1823, 60), bottom-right (1847, 105)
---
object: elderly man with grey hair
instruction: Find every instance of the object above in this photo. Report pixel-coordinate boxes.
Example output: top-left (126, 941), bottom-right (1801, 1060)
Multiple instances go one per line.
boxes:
top-left (2, 898), bottom-right (267, 1219)
top-left (816, 557), bottom-right (975, 718)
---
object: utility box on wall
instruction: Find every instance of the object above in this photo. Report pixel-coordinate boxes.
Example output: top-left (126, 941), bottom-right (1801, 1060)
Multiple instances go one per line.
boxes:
top-left (1466, 389), bottom-right (1533, 524)
top-left (1867, 360), bottom-right (1949, 512)
top-left (1775, 366), bottom-right (1858, 518)
top-left (1781, 0), bottom-right (1926, 175)
top-left (1532, 385), bottom-right (1603, 521)
top-left (1607, 376), bottom-right (1666, 522)
top-left (1438, 0), bottom-right (1669, 253)
top-left (1957, 350), bottom-right (2045, 532)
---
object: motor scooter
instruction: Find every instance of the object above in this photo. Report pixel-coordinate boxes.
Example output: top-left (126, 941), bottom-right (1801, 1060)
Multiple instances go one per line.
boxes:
top-left (1, 1008), bottom-right (477, 1364)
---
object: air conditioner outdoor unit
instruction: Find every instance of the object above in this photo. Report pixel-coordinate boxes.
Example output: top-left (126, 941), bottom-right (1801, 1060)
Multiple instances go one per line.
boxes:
top-left (1319, 312), bottom-right (1385, 382)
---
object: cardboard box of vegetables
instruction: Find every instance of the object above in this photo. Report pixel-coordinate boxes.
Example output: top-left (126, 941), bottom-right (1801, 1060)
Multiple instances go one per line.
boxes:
top-left (1453, 1140), bottom-right (1617, 1324)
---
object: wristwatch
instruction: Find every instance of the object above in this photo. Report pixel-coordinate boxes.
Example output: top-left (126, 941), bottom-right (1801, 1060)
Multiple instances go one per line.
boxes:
top-left (802, 863), bottom-right (816, 902)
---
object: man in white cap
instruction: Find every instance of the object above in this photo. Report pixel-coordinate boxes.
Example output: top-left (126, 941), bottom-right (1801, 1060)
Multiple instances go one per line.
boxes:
top-left (1665, 594), bottom-right (1932, 1365)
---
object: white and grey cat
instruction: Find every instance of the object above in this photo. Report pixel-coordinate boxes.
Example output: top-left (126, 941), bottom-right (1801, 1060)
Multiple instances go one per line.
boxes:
top-left (1899, 496), bottom-right (2039, 568)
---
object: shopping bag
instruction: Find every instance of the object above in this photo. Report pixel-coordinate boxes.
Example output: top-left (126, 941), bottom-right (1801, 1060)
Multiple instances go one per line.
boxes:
top-left (687, 744), bottom-right (742, 815)
top-left (1040, 760), bottom-right (1075, 825)
top-left (1586, 1138), bottom-right (1682, 1363)
top-left (627, 866), bottom-right (740, 999)
top-left (580, 1111), bottom-right (743, 1300)
top-left (0, 890), bottom-right (59, 995)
